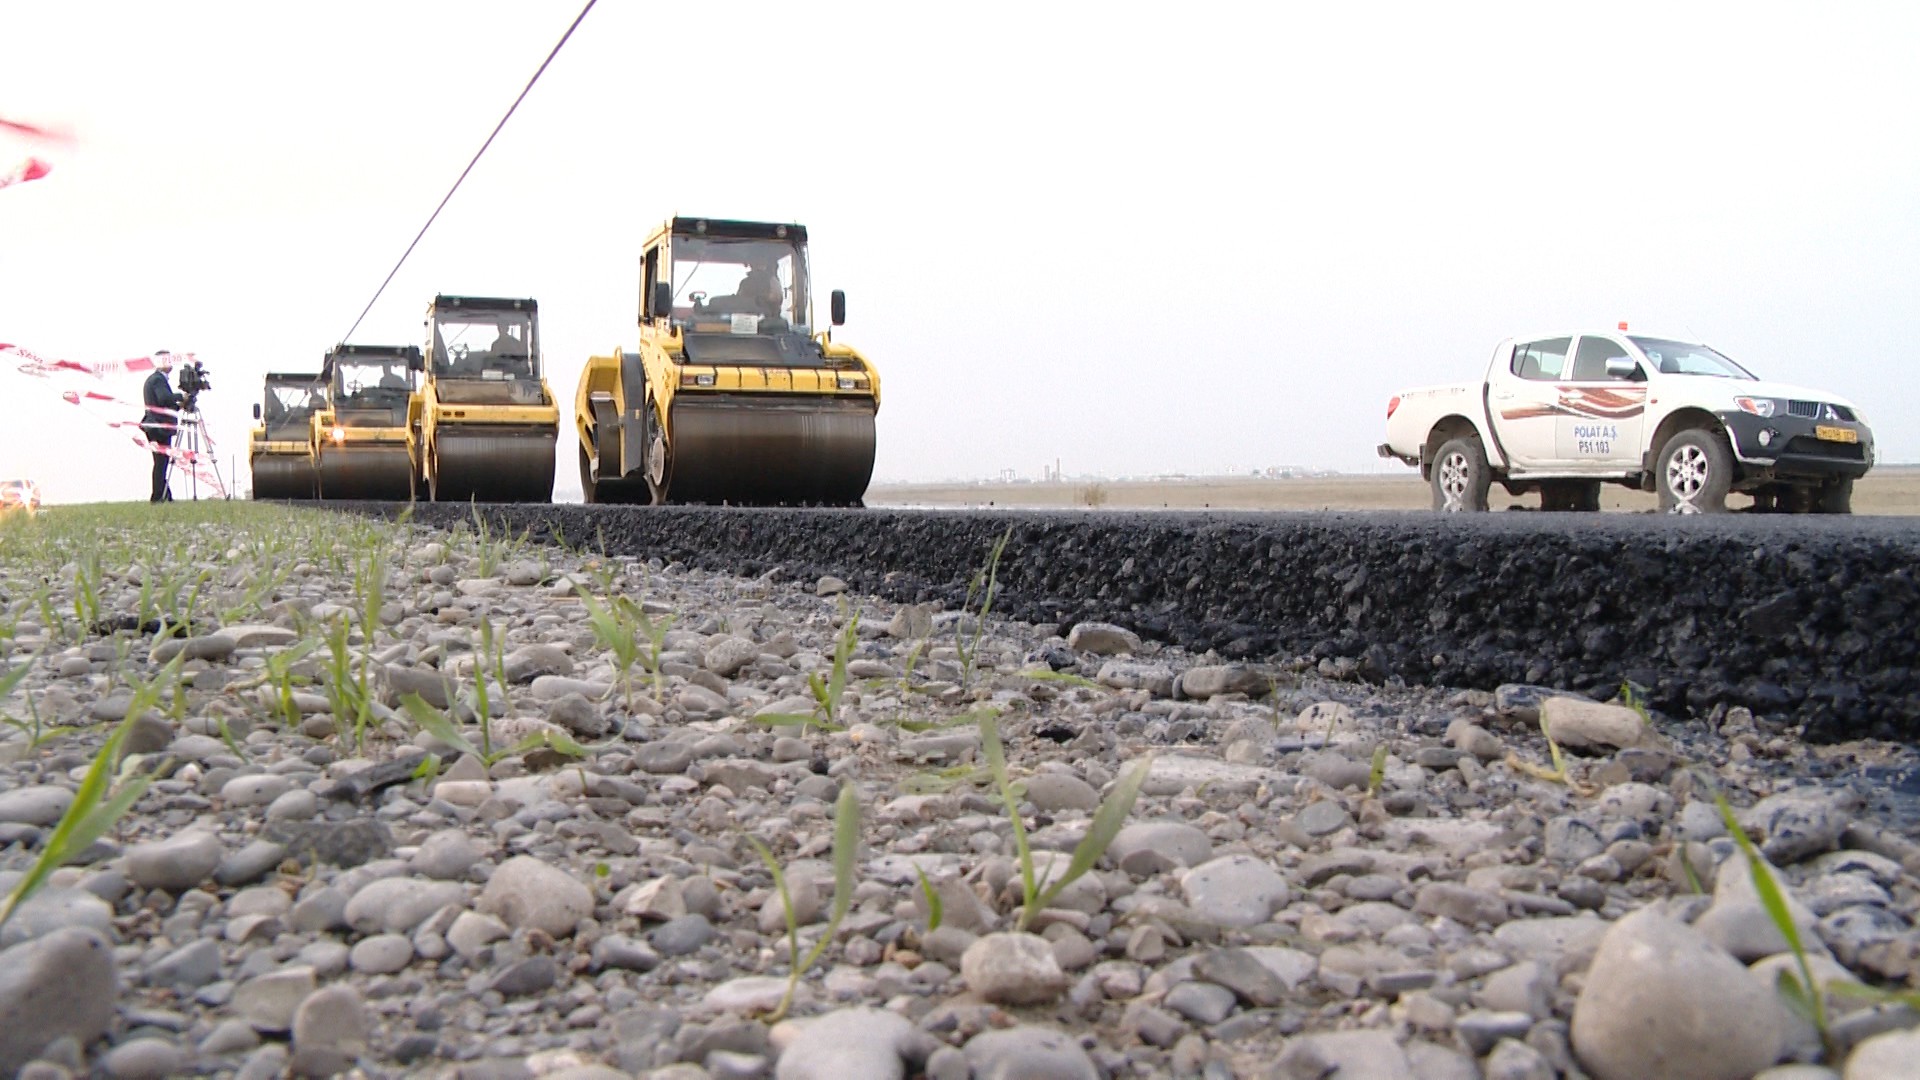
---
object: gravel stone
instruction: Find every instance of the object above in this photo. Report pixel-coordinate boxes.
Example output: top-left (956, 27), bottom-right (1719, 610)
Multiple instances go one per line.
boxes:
top-left (102, 1037), bottom-right (187, 1080)
top-left (0, 785), bottom-right (74, 826)
top-left (342, 878), bottom-right (465, 935)
top-left (963, 1025), bottom-right (1100, 1080)
top-left (234, 965), bottom-right (317, 1033)
top-left (290, 984), bottom-right (368, 1077)
top-left (124, 830), bottom-right (223, 892)
top-left (0, 928), bottom-right (117, 1074)
top-left (1571, 908), bottom-right (1792, 1080)
top-left (477, 856), bottom-right (593, 936)
top-left (1276, 1031), bottom-right (1414, 1080)
top-left (960, 932), bottom-right (1070, 1005)
top-left (1182, 854), bottom-right (1289, 927)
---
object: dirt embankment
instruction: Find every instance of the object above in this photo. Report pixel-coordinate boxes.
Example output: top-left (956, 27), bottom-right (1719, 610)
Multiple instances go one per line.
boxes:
top-left (869, 466), bottom-right (1920, 514)
top-left (381, 503), bottom-right (1920, 742)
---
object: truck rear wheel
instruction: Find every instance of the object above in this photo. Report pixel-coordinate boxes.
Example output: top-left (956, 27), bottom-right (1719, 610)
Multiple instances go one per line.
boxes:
top-left (1431, 437), bottom-right (1491, 513)
top-left (1657, 428), bottom-right (1732, 514)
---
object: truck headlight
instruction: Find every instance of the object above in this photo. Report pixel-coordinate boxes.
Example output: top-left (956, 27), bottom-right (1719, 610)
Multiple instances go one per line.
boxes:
top-left (1734, 396), bottom-right (1777, 418)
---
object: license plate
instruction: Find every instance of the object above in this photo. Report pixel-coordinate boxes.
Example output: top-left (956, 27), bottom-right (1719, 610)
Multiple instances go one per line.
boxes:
top-left (1815, 425), bottom-right (1858, 444)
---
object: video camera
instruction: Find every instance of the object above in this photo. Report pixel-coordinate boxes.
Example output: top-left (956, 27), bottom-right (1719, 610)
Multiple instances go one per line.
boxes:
top-left (176, 359), bottom-right (212, 411)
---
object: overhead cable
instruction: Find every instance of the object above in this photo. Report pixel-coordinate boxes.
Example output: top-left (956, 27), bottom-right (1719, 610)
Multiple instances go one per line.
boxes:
top-left (340, 0), bottom-right (598, 343)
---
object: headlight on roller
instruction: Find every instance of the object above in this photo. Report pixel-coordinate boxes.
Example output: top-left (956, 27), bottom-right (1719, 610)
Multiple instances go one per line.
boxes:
top-left (836, 376), bottom-right (869, 390)
top-left (679, 373), bottom-right (716, 388)
top-left (1734, 396), bottom-right (1777, 418)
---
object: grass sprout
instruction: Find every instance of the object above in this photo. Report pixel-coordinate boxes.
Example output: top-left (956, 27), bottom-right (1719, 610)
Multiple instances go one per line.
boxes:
top-left (399, 692), bottom-right (587, 769)
top-left (979, 712), bottom-right (1148, 930)
top-left (758, 614), bottom-right (859, 734)
top-left (956, 528), bottom-right (1011, 689)
top-left (578, 589), bottom-right (670, 708)
top-left (914, 865), bottom-right (944, 933)
top-left (746, 781), bottom-right (860, 1023)
top-left (320, 614), bottom-right (375, 750)
top-left (1716, 793), bottom-right (1829, 1050)
top-left (0, 654), bottom-right (181, 931)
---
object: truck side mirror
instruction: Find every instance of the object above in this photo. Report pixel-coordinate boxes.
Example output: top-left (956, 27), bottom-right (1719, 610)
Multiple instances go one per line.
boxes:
top-left (650, 281), bottom-right (674, 321)
top-left (252, 404), bottom-right (261, 420)
top-left (830, 289), bottom-right (846, 327)
top-left (1605, 358), bottom-right (1640, 381)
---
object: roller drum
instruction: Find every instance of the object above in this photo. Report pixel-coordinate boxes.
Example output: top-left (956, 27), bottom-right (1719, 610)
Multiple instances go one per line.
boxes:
top-left (431, 426), bottom-right (556, 503)
top-left (250, 454), bottom-right (317, 500)
top-left (316, 446), bottom-right (413, 501)
top-left (665, 395), bottom-right (875, 505)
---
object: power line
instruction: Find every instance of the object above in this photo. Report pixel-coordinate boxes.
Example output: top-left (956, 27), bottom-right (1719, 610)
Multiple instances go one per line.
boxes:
top-left (340, 0), bottom-right (598, 343)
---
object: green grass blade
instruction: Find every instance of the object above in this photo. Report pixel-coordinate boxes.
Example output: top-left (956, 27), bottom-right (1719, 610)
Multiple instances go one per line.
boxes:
top-left (0, 707), bottom-right (148, 929)
top-left (64, 771), bottom-right (154, 855)
top-left (1035, 755), bottom-right (1150, 912)
top-left (746, 836), bottom-right (801, 971)
top-left (400, 693), bottom-right (480, 761)
top-left (979, 714), bottom-right (1036, 916)
top-left (1716, 792), bottom-right (1826, 1040)
top-left (914, 865), bottom-right (943, 933)
top-left (1022, 669), bottom-right (1103, 690)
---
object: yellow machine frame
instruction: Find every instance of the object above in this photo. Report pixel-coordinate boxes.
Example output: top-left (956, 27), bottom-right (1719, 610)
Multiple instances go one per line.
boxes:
top-left (576, 217), bottom-right (881, 505)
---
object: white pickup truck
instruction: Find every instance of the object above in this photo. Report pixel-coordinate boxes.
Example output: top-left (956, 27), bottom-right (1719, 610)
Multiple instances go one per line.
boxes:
top-left (1378, 329), bottom-right (1874, 514)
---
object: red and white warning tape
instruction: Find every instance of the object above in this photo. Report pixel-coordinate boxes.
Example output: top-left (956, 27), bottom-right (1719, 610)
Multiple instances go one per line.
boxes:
top-left (3, 343), bottom-right (197, 380)
top-left (2, 343), bottom-right (228, 498)
top-left (0, 115), bottom-right (70, 193)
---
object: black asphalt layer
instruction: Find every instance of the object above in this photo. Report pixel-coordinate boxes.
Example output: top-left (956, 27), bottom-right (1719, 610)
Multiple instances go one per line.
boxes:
top-left (359, 504), bottom-right (1920, 742)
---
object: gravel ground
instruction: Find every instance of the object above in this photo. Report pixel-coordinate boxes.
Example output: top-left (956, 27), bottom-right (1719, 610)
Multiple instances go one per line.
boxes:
top-left (0, 503), bottom-right (1916, 1079)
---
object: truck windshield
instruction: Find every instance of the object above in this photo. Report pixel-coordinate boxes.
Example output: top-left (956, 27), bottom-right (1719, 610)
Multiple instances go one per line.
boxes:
top-left (433, 313), bottom-right (538, 378)
top-left (265, 382), bottom-right (321, 420)
top-left (1629, 338), bottom-right (1754, 379)
top-left (336, 359), bottom-right (413, 401)
top-left (671, 236), bottom-right (807, 328)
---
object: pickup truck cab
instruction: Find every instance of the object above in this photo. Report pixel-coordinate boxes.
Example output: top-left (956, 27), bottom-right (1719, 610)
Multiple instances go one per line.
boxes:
top-left (1379, 329), bottom-right (1874, 513)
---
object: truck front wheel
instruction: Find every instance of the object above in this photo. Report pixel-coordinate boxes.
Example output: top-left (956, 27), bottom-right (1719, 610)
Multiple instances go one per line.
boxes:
top-left (1815, 478), bottom-right (1853, 515)
top-left (1431, 437), bottom-right (1491, 513)
top-left (1657, 428), bottom-right (1733, 514)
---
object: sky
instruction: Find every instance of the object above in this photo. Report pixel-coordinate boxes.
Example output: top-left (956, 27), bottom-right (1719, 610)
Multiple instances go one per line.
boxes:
top-left (2, 1), bottom-right (1917, 504)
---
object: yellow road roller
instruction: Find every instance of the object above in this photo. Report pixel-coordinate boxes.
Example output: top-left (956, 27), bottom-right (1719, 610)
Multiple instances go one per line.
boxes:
top-left (418, 295), bottom-right (558, 502)
top-left (248, 372), bottom-right (324, 500)
top-left (312, 344), bottom-right (421, 501)
top-left (575, 217), bottom-right (880, 505)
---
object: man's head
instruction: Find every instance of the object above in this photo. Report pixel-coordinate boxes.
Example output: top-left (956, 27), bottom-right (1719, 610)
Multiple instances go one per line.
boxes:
top-left (744, 267), bottom-right (782, 307)
top-left (154, 350), bottom-right (175, 372)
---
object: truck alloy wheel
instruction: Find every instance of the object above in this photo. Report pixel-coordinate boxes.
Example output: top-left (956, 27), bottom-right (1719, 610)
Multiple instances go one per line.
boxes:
top-left (1657, 429), bottom-right (1731, 514)
top-left (1430, 437), bottom-right (1490, 513)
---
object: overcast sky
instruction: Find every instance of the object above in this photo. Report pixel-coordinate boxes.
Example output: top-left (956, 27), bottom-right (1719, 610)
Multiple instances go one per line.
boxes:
top-left (3, 1), bottom-right (1917, 504)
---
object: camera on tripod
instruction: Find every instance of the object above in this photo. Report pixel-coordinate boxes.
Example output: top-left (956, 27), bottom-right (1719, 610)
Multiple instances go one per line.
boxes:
top-left (176, 360), bottom-right (212, 411)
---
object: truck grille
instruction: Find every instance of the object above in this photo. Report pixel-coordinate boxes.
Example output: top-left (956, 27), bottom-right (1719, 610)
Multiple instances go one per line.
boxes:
top-left (1787, 400), bottom-right (1856, 421)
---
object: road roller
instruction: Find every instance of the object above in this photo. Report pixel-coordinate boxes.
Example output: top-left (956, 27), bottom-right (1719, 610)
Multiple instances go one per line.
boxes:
top-left (311, 344), bottom-right (421, 501)
top-left (575, 217), bottom-right (880, 505)
top-left (418, 295), bottom-right (558, 502)
top-left (248, 373), bottom-right (324, 500)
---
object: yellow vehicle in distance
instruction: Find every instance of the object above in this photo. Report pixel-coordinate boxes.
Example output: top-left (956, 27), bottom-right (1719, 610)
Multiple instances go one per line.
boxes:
top-left (249, 373), bottom-right (324, 500)
top-left (418, 295), bottom-right (557, 502)
top-left (312, 344), bottom-right (421, 501)
top-left (575, 217), bottom-right (880, 505)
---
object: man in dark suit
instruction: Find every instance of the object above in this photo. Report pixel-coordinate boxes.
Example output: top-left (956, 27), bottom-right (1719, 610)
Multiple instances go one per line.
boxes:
top-left (142, 351), bottom-right (182, 502)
